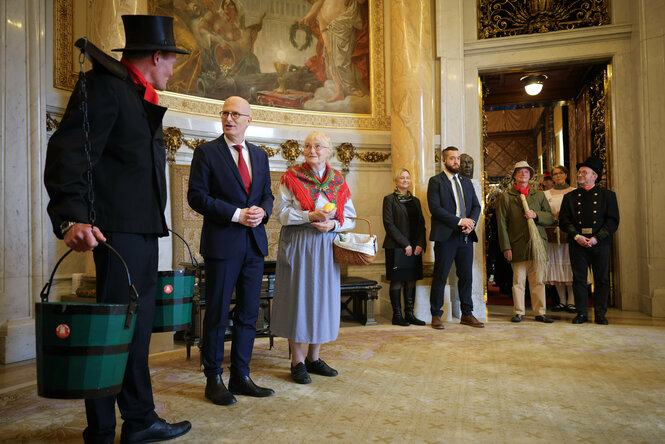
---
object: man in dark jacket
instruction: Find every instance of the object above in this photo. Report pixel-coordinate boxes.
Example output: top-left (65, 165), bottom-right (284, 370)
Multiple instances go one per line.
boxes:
top-left (427, 146), bottom-right (483, 329)
top-left (559, 156), bottom-right (619, 325)
top-left (44, 15), bottom-right (191, 444)
top-left (188, 96), bottom-right (275, 406)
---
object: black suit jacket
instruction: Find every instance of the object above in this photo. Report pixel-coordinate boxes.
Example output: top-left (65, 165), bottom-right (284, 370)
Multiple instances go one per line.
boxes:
top-left (187, 136), bottom-right (274, 259)
top-left (427, 171), bottom-right (481, 242)
top-left (382, 194), bottom-right (427, 250)
top-left (559, 185), bottom-right (619, 246)
top-left (45, 67), bottom-right (168, 237)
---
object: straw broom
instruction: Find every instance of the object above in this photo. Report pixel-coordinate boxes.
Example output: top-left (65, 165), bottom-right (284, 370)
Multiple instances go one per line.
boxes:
top-left (519, 194), bottom-right (548, 281)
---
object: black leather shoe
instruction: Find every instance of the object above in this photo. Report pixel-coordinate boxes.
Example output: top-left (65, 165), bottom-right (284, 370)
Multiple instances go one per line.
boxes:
top-left (290, 362), bottom-right (311, 384)
top-left (205, 374), bottom-right (237, 406)
top-left (305, 358), bottom-right (338, 377)
top-left (595, 315), bottom-right (609, 325)
top-left (535, 315), bottom-right (554, 323)
top-left (510, 314), bottom-right (523, 323)
top-left (551, 303), bottom-right (566, 312)
top-left (228, 374), bottom-right (275, 397)
top-left (572, 314), bottom-right (588, 324)
top-left (120, 418), bottom-right (191, 444)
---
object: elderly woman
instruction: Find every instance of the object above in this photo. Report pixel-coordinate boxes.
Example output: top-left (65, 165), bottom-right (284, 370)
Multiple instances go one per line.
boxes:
top-left (497, 161), bottom-right (555, 323)
top-left (271, 131), bottom-right (356, 384)
top-left (382, 168), bottom-right (427, 326)
top-left (544, 165), bottom-right (577, 313)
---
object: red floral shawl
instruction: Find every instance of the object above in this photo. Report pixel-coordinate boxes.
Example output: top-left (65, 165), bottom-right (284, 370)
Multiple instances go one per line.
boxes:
top-left (280, 163), bottom-right (351, 224)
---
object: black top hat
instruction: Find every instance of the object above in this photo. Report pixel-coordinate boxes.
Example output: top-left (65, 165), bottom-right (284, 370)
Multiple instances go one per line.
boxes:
top-left (576, 156), bottom-right (603, 181)
top-left (112, 15), bottom-right (189, 55)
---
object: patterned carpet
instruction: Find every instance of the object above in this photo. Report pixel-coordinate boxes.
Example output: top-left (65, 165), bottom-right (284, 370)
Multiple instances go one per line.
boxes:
top-left (1, 317), bottom-right (665, 443)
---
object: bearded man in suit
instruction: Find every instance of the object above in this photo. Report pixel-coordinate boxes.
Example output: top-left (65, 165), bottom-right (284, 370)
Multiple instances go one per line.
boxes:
top-left (427, 146), bottom-right (484, 329)
top-left (188, 96), bottom-right (275, 406)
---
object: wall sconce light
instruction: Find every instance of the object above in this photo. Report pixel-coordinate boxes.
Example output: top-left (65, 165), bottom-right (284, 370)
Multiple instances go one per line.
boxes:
top-left (520, 74), bottom-right (548, 96)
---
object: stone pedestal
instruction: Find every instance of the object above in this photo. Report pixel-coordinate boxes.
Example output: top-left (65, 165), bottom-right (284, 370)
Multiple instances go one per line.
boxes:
top-left (0, 319), bottom-right (36, 364)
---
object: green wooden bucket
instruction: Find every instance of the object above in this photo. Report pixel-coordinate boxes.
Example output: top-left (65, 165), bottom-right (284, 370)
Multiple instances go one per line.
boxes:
top-left (153, 230), bottom-right (197, 332)
top-left (36, 243), bottom-right (138, 399)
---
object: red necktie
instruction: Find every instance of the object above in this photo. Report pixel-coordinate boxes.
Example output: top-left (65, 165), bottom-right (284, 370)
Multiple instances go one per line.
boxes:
top-left (233, 145), bottom-right (251, 195)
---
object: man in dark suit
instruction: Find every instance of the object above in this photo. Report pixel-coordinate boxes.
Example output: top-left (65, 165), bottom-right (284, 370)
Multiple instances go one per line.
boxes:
top-left (44, 15), bottom-right (191, 444)
top-left (188, 96), bottom-right (275, 406)
top-left (427, 146), bottom-right (483, 329)
top-left (559, 156), bottom-right (619, 325)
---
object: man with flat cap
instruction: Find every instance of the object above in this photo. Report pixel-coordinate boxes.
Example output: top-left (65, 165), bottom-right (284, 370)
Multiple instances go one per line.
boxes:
top-left (559, 156), bottom-right (619, 325)
top-left (44, 15), bottom-right (191, 443)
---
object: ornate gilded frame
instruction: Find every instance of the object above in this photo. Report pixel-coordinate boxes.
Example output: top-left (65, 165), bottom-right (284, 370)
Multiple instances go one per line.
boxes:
top-left (53, 0), bottom-right (389, 130)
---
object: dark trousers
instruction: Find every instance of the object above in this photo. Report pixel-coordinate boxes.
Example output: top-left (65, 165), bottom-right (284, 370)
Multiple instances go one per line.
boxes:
top-left (201, 236), bottom-right (263, 378)
top-left (569, 241), bottom-right (611, 317)
top-left (84, 233), bottom-right (159, 443)
top-left (430, 231), bottom-right (474, 317)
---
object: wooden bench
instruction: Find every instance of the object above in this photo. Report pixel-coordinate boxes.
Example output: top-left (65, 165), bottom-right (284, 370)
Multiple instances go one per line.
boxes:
top-left (340, 276), bottom-right (381, 326)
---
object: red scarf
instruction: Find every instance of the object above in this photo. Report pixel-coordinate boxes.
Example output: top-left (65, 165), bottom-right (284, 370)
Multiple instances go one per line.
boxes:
top-left (514, 184), bottom-right (530, 197)
top-left (121, 58), bottom-right (159, 105)
top-left (280, 163), bottom-right (351, 224)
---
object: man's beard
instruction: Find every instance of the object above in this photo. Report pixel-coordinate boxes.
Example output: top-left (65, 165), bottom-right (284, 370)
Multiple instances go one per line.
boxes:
top-left (446, 164), bottom-right (459, 174)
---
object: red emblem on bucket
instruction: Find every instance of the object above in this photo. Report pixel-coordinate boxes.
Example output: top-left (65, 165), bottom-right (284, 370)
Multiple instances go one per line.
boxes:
top-left (163, 284), bottom-right (174, 294)
top-left (56, 324), bottom-right (70, 339)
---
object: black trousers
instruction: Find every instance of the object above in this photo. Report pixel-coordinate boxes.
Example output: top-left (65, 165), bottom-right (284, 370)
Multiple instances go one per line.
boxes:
top-left (569, 241), bottom-right (611, 317)
top-left (430, 231), bottom-right (474, 317)
top-left (201, 234), bottom-right (263, 378)
top-left (84, 233), bottom-right (159, 443)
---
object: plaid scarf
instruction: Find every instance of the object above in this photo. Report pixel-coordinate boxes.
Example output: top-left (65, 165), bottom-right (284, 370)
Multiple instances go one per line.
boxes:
top-left (280, 163), bottom-right (351, 224)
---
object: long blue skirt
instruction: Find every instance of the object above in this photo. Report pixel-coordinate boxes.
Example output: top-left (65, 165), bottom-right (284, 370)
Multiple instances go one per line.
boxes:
top-left (271, 224), bottom-right (340, 344)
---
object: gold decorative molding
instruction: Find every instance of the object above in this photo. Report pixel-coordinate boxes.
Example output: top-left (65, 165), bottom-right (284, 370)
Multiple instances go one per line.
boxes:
top-left (477, 0), bottom-right (610, 39)
top-left (589, 67), bottom-right (609, 187)
top-left (335, 142), bottom-right (357, 173)
top-left (46, 112), bottom-right (60, 132)
top-left (280, 139), bottom-right (302, 167)
top-left (356, 151), bottom-right (391, 163)
top-left (53, 0), bottom-right (390, 130)
top-left (182, 137), bottom-right (206, 151)
top-left (259, 145), bottom-right (281, 158)
top-left (163, 127), bottom-right (184, 165)
top-left (163, 127), bottom-right (208, 163)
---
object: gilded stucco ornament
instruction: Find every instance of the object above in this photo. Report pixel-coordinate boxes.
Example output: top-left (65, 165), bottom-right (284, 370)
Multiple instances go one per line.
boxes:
top-left (335, 142), bottom-right (356, 173)
top-left (356, 151), bottom-right (391, 163)
top-left (163, 127), bottom-right (184, 165)
top-left (259, 144), bottom-right (281, 158)
top-left (280, 139), bottom-right (302, 167)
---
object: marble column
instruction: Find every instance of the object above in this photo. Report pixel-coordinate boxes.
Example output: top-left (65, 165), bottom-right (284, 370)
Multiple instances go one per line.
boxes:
top-left (0, 0), bottom-right (47, 363)
top-left (390, 0), bottom-right (435, 200)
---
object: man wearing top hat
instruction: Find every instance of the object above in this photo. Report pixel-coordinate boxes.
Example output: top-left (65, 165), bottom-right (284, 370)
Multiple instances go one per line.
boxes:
top-left (559, 157), bottom-right (619, 325)
top-left (44, 15), bottom-right (191, 444)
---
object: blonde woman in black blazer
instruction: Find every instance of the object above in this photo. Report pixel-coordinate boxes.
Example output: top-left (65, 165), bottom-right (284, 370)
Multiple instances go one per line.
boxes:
top-left (382, 168), bottom-right (427, 325)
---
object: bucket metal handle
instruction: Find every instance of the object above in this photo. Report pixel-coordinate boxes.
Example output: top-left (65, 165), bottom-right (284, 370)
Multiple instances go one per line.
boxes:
top-left (40, 241), bottom-right (139, 329)
top-left (168, 228), bottom-right (199, 269)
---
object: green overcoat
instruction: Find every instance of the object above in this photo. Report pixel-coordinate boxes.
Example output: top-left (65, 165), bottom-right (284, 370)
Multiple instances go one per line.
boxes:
top-left (497, 186), bottom-right (554, 263)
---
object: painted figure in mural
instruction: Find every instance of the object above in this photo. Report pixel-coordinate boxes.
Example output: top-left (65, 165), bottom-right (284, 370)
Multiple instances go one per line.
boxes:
top-left (300, 0), bottom-right (369, 102)
top-left (199, 0), bottom-right (265, 76)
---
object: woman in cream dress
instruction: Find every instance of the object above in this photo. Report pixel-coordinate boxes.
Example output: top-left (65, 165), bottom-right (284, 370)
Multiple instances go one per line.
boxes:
top-left (544, 165), bottom-right (577, 313)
